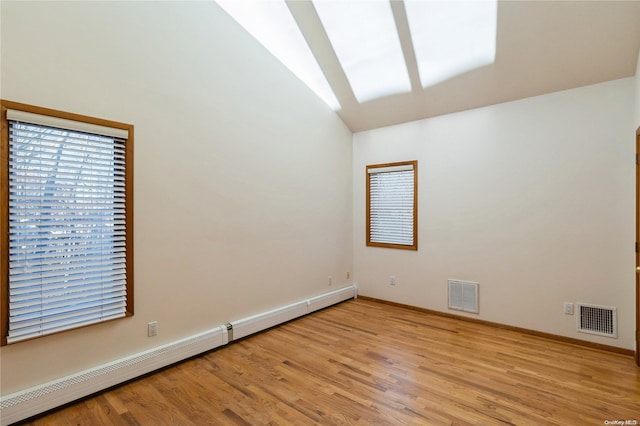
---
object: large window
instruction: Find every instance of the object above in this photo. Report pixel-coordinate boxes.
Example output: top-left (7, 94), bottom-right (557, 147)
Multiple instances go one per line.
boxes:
top-left (366, 160), bottom-right (417, 250)
top-left (1, 100), bottom-right (134, 345)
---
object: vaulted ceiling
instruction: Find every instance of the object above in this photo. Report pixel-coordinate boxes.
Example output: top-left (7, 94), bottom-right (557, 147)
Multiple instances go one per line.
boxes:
top-left (219, 1), bottom-right (640, 132)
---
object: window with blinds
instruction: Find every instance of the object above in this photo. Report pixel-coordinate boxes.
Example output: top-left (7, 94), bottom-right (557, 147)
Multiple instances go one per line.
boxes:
top-left (1, 100), bottom-right (134, 345)
top-left (366, 161), bottom-right (417, 250)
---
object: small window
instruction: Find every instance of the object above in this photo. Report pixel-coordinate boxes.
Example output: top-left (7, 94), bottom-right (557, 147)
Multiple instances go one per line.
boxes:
top-left (366, 160), bottom-right (417, 250)
top-left (1, 100), bottom-right (134, 345)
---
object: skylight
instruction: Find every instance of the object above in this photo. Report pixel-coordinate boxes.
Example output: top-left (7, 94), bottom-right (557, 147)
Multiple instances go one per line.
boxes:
top-left (405, 0), bottom-right (497, 87)
top-left (216, 0), bottom-right (498, 110)
top-left (216, 0), bottom-right (340, 110)
top-left (313, 0), bottom-right (411, 103)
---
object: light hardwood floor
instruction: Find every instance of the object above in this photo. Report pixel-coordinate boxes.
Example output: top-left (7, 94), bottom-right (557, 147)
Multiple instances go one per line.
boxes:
top-left (18, 299), bottom-right (640, 425)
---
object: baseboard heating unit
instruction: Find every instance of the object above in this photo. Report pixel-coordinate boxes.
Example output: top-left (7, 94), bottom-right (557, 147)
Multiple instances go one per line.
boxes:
top-left (0, 284), bottom-right (357, 425)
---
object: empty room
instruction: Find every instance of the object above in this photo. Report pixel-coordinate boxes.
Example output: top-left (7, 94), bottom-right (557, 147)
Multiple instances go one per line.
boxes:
top-left (1, 0), bottom-right (640, 425)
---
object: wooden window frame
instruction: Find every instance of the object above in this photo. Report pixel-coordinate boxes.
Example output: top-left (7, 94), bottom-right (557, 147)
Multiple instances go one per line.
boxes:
top-left (366, 160), bottom-right (418, 251)
top-left (0, 100), bottom-right (134, 346)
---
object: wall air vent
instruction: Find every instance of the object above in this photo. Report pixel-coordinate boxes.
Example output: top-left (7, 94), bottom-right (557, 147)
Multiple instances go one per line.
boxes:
top-left (576, 303), bottom-right (617, 338)
top-left (448, 279), bottom-right (479, 314)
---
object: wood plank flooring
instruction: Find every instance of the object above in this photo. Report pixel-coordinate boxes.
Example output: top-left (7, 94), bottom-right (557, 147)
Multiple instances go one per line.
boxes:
top-left (18, 299), bottom-right (640, 425)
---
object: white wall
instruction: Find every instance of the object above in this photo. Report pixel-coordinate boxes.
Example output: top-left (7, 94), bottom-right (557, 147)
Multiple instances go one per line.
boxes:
top-left (354, 78), bottom-right (635, 349)
top-left (0, 2), bottom-right (353, 395)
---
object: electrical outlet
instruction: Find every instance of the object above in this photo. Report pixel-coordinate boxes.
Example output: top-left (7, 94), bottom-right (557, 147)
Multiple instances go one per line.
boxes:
top-left (328, 275), bottom-right (332, 286)
top-left (148, 321), bottom-right (158, 337)
top-left (563, 302), bottom-right (574, 315)
top-left (390, 275), bottom-right (396, 286)
top-left (346, 271), bottom-right (350, 279)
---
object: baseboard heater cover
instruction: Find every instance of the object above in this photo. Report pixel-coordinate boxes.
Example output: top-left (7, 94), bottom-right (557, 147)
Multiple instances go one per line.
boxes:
top-left (0, 284), bottom-right (356, 425)
top-left (229, 301), bottom-right (309, 341)
top-left (0, 326), bottom-right (228, 426)
top-left (229, 285), bottom-right (356, 340)
top-left (308, 285), bottom-right (356, 313)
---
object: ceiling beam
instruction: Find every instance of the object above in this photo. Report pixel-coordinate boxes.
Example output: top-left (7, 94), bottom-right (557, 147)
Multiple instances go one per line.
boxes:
top-left (285, 0), bottom-right (359, 111)
top-left (390, 0), bottom-right (422, 94)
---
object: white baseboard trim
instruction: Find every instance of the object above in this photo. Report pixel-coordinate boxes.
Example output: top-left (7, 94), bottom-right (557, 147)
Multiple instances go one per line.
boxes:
top-left (1, 285), bottom-right (356, 425)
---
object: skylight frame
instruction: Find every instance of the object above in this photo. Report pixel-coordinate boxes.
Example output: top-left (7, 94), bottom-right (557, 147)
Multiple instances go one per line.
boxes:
top-left (216, 0), bottom-right (341, 110)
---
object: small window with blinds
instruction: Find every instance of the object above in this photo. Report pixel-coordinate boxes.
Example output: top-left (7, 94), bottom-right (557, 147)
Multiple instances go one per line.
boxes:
top-left (366, 160), bottom-right (417, 250)
top-left (1, 100), bottom-right (134, 345)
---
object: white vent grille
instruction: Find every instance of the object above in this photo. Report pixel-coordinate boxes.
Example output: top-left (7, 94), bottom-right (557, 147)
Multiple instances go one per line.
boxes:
top-left (448, 279), bottom-right (479, 314)
top-left (576, 303), bottom-right (617, 338)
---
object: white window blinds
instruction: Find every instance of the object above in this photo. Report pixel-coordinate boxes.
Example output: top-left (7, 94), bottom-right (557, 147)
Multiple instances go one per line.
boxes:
top-left (7, 113), bottom-right (128, 343)
top-left (367, 161), bottom-right (417, 249)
